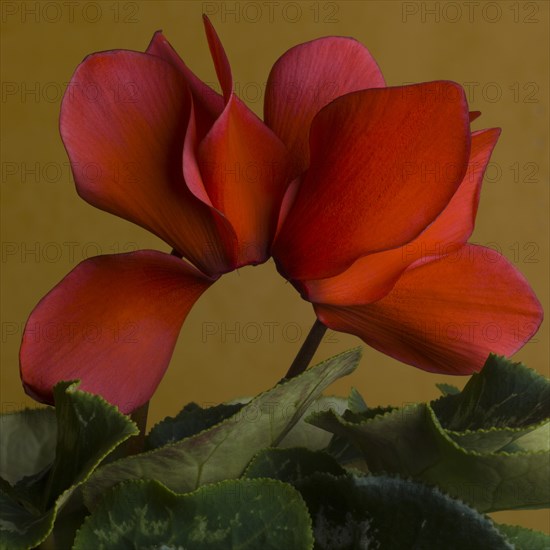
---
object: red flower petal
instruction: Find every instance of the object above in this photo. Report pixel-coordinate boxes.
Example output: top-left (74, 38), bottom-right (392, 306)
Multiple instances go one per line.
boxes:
top-left (202, 15), bottom-right (233, 101)
top-left (469, 111), bottom-right (481, 122)
top-left (274, 81), bottom-right (471, 281)
top-left (315, 245), bottom-right (543, 375)
top-left (146, 30), bottom-right (224, 137)
top-left (196, 17), bottom-right (292, 266)
top-left (182, 98), bottom-right (238, 264)
top-left (304, 128), bottom-right (500, 305)
top-left (417, 128), bottom-right (499, 247)
top-left (60, 50), bottom-right (233, 276)
top-left (264, 37), bottom-right (385, 174)
top-left (20, 251), bottom-right (213, 413)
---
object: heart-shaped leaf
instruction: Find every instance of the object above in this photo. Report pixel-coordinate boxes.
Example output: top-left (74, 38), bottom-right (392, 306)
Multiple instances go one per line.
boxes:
top-left (0, 381), bottom-right (137, 550)
top-left (295, 474), bottom-right (512, 549)
top-left (310, 403), bottom-right (549, 512)
top-left (73, 478), bottom-right (314, 549)
top-left (432, 354), bottom-right (549, 430)
top-left (84, 349), bottom-right (360, 506)
top-left (311, 355), bottom-right (550, 513)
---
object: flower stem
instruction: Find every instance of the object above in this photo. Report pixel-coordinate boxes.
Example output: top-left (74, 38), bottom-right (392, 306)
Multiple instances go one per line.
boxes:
top-left (127, 401), bottom-right (149, 454)
top-left (283, 319), bottom-right (327, 380)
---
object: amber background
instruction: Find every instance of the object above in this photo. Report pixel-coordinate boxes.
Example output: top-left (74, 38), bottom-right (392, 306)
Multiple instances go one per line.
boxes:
top-left (1, 0), bottom-right (548, 533)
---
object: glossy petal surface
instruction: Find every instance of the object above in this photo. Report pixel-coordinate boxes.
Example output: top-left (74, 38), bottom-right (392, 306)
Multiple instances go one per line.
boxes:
top-left (60, 50), bottom-right (231, 275)
top-left (197, 18), bottom-right (292, 266)
top-left (265, 37), bottom-right (385, 173)
top-left (315, 245), bottom-right (543, 375)
top-left (274, 81), bottom-right (471, 281)
top-left (146, 31), bottom-right (224, 137)
top-left (20, 251), bottom-right (213, 413)
top-left (304, 128), bottom-right (500, 305)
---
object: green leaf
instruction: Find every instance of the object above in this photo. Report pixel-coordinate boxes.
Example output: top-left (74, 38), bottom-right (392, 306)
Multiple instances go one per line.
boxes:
top-left (0, 493), bottom-right (55, 550)
top-left (503, 422), bottom-right (550, 453)
top-left (243, 448), bottom-right (346, 482)
top-left (449, 422), bottom-right (549, 454)
top-left (146, 402), bottom-right (244, 450)
top-left (0, 381), bottom-right (137, 550)
top-left (43, 381), bottom-right (138, 509)
top-left (311, 355), bottom-right (550, 513)
top-left (348, 387), bottom-right (368, 413)
top-left (84, 348), bottom-right (360, 506)
top-left (436, 383), bottom-right (461, 396)
top-left (73, 478), bottom-right (314, 550)
top-left (0, 407), bottom-right (56, 485)
top-left (295, 473), bottom-right (512, 550)
top-left (324, 406), bottom-right (394, 470)
top-left (497, 524), bottom-right (550, 549)
top-left (432, 354), bottom-right (550, 431)
top-left (39, 489), bottom-right (89, 550)
top-left (310, 403), bottom-right (549, 512)
top-left (277, 396), bottom-right (347, 451)
top-left (157, 396), bottom-right (347, 453)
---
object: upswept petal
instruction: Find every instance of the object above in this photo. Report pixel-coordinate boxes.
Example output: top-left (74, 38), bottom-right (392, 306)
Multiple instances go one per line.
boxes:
top-left (146, 30), bottom-right (224, 138)
top-left (264, 37), bottom-right (385, 173)
top-left (60, 50), bottom-right (232, 276)
top-left (273, 81), bottom-right (471, 281)
top-left (195, 17), bottom-right (292, 266)
top-left (202, 15), bottom-right (233, 101)
top-left (20, 251), bottom-right (213, 414)
top-left (304, 128), bottom-right (500, 305)
top-left (182, 97), bottom-right (238, 266)
top-left (315, 245), bottom-right (543, 375)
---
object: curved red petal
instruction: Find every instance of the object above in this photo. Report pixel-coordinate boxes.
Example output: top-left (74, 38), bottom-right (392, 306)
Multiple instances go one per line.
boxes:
top-left (60, 50), bottom-right (233, 276)
top-left (202, 15), bottom-right (233, 102)
top-left (304, 128), bottom-right (501, 305)
top-left (146, 30), bottom-right (224, 132)
top-left (196, 18), bottom-right (292, 266)
top-left (274, 81), bottom-right (471, 281)
top-left (20, 251), bottom-right (213, 413)
top-left (315, 245), bottom-right (543, 375)
top-left (198, 98), bottom-right (291, 266)
top-left (265, 37), bottom-right (385, 174)
top-left (417, 127), bottom-right (500, 247)
top-left (147, 29), bottom-right (241, 269)
top-left (182, 98), bottom-right (239, 266)
top-left (302, 249), bottom-right (414, 306)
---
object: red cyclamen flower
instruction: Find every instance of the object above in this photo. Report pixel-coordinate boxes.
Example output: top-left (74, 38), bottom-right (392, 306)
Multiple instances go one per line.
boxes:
top-left (20, 17), bottom-right (543, 413)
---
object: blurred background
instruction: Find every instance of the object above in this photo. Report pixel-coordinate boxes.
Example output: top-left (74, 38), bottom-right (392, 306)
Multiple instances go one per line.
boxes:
top-left (1, 0), bottom-right (548, 533)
